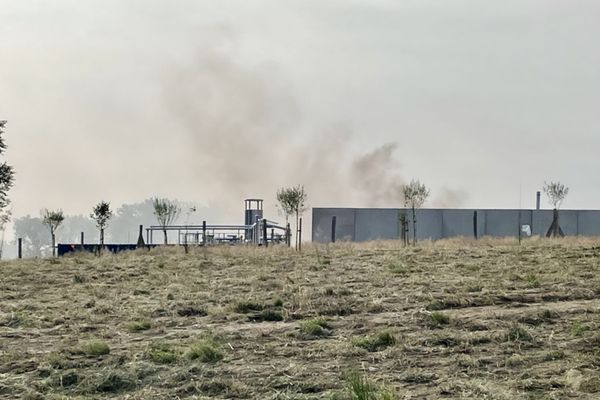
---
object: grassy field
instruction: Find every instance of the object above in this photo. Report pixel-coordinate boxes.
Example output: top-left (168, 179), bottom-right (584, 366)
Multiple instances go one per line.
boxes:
top-left (1, 238), bottom-right (600, 399)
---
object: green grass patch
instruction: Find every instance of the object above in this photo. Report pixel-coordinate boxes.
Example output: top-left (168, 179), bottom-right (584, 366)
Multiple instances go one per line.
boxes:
top-left (300, 317), bottom-right (331, 337)
top-left (506, 324), bottom-right (533, 342)
top-left (429, 312), bottom-right (450, 326)
top-left (186, 339), bottom-right (224, 363)
top-left (353, 330), bottom-right (396, 352)
top-left (148, 343), bottom-right (178, 364)
top-left (79, 340), bottom-right (110, 356)
top-left (126, 320), bottom-right (151, 332)
top-left (248, 309), bottom-right (284, 322)
top-left (571, 321), bottom-right (592, 337)
top-left (94, 370), bottom-right (137, 393)
top-left (273, 297), bottom-right (284, 307)
top-left (340, 370), bottom-right (397, 400)
top-left (233, 300), bottom-right (264, 313)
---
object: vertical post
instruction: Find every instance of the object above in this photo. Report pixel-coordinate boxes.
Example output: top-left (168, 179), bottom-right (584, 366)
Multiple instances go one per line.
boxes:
top-left (271, 228), bottom-right (274, 243)
top-left (331, 216), bottom-right (337, 243)
top-left (536, 191), bottom-right (541, 210)
top-left (17, 238), bottom-right (22, 259)
top-left (136, 225), bottom-right (145, 247)
top-left (262, 218), bottom-right (268, 247)
top-left (255, 216), bottom-right (260, 245)
top-left (80, 232), bottom-right (85, 250)
top-left (202, 221), bottom-right (207, 245)
top-left (473, 211), bottom-right (478, 239)
top-left (518, 210), bottom-right (522, 244)
top-left (298, 217), bottom-right (303, 252)
top-left (286, 223), bottom-right (291, 247)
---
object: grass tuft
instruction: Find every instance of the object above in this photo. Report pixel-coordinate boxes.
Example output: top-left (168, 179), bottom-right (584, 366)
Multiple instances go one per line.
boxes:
top-left (248, 309), bottom-right (284, 322)
top-left (429, 312), bottom-right (450, 327)
top-left (95, 370), bottom-right (137, 393)
top-left (273, 297), bottom-right (284, 307)
top-left (233, 300), bottom-right (264, 313)
top-left (79, 340), bottom-right (110, 356)
top-left (300, 316), bottom-right (331, 337)
top-left (126, 320), bottom-right (151, 332)
top-left (148, 343), bottom-right (178, 364)
top-left (353, 330), bottom-right (396, 352)
top-left (343, 370), bottom-right (397, 400)
top-left (186, 339), bottom-right (224, 363)
top-left (506, 324), bottom-right (533, 342)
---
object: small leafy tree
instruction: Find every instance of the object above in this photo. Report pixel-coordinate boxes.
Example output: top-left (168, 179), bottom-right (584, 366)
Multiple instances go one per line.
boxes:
top-left (90, 201), bottom-right (112, 246)
top-left (42, 209), bottom-right (64, 257)
top-left (276, 188), bottom-right (294, 226)
top-left (402, 179), bottom-right (430, 245)
top-left (543, 181), bottom-right (569, 237)
top-left (543, 181), bottom-right (569, 210)
top-left (152, 198), bottom-right (180, 245)
top-left (0, 121), bottom-right (15, 258)
top-left (277, 185), bottom-right (307, 249)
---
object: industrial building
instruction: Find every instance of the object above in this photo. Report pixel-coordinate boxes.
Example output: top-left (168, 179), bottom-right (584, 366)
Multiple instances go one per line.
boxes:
top-left (312, 207), bottom-right (600, 243)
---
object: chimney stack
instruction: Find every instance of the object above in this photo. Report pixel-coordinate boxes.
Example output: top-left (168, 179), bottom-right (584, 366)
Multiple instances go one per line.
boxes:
top-left (536, 191), bottom-right (541, 210)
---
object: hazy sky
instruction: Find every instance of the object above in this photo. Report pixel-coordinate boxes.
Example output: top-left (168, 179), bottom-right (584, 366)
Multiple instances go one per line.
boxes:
top-left (2, 0), bottom-right (600, 228)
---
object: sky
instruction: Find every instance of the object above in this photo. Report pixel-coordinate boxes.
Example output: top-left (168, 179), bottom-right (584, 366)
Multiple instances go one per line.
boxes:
top-left (1, 0), bottom-right (600, 232)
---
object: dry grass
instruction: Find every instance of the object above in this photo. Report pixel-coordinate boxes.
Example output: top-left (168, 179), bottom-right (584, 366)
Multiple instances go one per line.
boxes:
top-left (1, 238), bottom-right (600, 399)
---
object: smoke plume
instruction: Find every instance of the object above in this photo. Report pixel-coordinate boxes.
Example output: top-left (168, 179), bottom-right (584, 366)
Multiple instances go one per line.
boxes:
top-left (165, 45), bottom-right (422, 220)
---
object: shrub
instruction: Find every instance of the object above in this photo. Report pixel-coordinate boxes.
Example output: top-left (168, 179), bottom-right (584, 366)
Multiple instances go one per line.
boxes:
top-left (353, 330), bottom-right (396, 352)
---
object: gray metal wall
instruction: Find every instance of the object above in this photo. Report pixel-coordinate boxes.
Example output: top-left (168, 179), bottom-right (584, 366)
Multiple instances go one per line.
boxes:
top-left (312, 208), bottom-right (600, 243)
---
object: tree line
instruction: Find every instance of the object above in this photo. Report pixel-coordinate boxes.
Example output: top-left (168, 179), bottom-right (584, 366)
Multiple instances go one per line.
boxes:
top-left (15, 198), bottom-right (202, 257)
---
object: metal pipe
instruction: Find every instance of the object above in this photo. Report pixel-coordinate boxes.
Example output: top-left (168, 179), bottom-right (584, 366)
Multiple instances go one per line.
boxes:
top-left (536, 191), bottom-right (541, 210)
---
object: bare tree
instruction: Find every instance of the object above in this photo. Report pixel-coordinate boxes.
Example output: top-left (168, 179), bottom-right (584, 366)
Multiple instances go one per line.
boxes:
top-left (402, 179), bottom-right (430, 245)
top-left (42, 209), bottom-right (64, 257)
top-left (543, 181), bottom-right (569, 237)
top-left (277, 185), bottom-right (307, 249)
top-left (90, 201), bottom-right (112, 246)
top-left (152, 198), bottom-right (180, 245)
